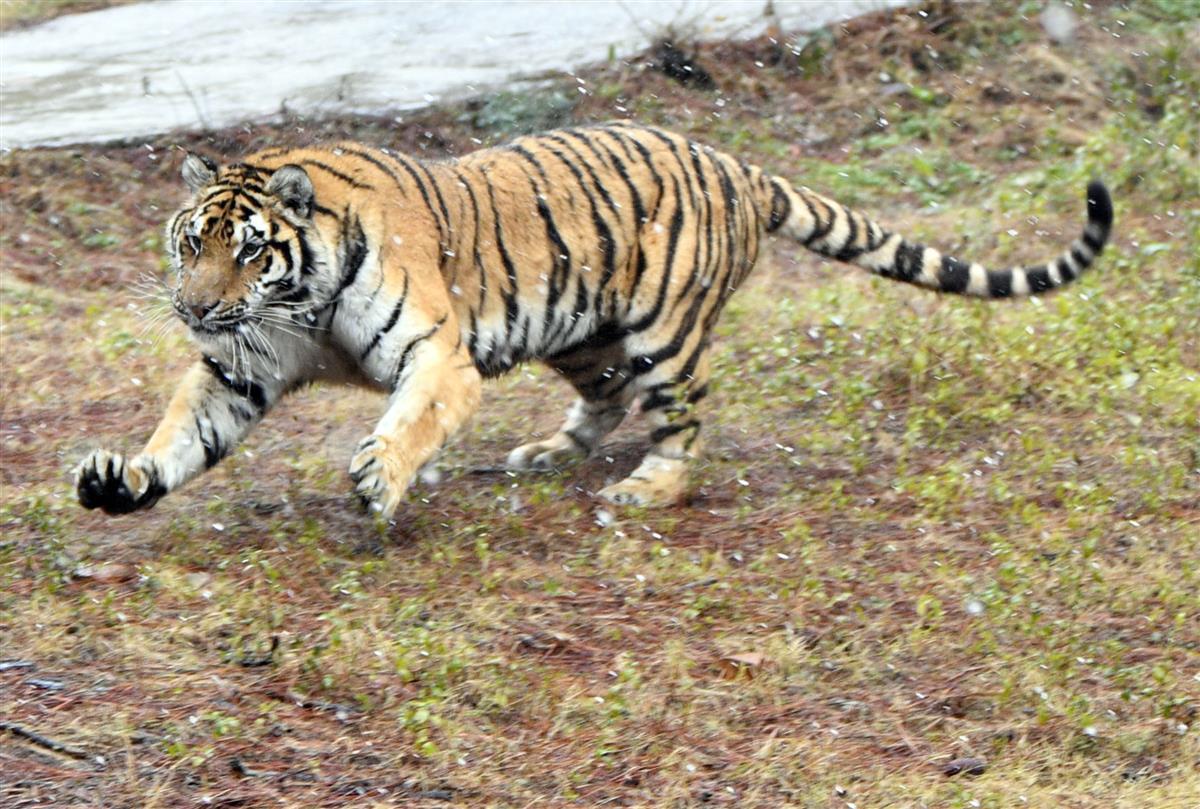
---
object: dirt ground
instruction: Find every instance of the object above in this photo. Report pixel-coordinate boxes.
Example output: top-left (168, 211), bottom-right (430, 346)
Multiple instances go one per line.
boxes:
top-left (2, 2), bottom-right (1198, 807)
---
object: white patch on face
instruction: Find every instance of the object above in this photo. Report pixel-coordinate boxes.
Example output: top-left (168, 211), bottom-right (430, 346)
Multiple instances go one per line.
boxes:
top-left (235, 214), bottom-right (267, 259)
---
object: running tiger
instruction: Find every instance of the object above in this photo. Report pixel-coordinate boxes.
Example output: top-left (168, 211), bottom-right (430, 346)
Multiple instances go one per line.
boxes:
top-left (76, 123), bottom-right (1113, 517)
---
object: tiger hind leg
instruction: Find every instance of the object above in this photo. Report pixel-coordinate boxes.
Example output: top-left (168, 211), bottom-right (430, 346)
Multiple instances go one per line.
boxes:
top-left (597, 348), bottom-right (711, 507)
top-left (506, 393), bottom-right (631, 471)
top-left (505, 343), bottom-right (633, 471)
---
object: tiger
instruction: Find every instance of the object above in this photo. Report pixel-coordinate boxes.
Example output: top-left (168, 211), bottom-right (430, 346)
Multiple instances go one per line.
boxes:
top-left (75, 122), bottom-right (1113, 518)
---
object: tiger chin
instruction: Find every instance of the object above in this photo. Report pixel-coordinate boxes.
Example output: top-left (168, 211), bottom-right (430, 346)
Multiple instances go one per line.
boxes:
top-left (75, 123), bottom-right (1113, 519)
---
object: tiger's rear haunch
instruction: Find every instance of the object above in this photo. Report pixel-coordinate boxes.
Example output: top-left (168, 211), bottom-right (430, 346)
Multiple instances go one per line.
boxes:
top-left (76, 122), bottom-right (1113, 516)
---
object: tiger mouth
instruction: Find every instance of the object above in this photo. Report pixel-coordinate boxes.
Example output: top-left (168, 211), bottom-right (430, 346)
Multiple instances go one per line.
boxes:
top-left (172, 303), bottom-right (243, 334)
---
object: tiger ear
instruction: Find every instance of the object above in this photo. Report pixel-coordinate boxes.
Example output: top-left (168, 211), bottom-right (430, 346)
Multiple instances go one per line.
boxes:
top-left (265, 165), bottom-right (314, 219)
top-left (182, 152), bottom-right (218, 193)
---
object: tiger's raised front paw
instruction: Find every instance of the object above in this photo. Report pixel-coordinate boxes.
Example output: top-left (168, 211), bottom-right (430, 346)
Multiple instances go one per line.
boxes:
top-left (76, 450), bottom-right (165, 515)
top-left (349, 435), bottom-right (410, 519)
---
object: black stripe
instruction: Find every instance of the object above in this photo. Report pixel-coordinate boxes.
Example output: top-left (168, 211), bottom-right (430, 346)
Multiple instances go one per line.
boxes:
top-left (627, 176), bottom-right (685, 333)
top-left (688, 144), bottom-right (715, 281)
top-left (569, 130), bottom-right (647, 225)
top-left (892, 242), bottom-right (925, 283)
top-left (987, 270), bottom-right (1013, 298)
top-left (547, 134), bottom-right (622, 216)
top-left (390, 153), bottom-right (448, 248)
top-left (482, 174), bottom-right (523, 339)
top-left (864, 220), bottom-right (888, 253)
top-left (298, 232), bottom-right (318, 276)
top-left (298, 159), bottom-right (373, 190)
top-left (542, 142), bottom-right (618, 291)
top-left (1081, 229), bottom-right (1104, 252)
top-left (417, 163), bottom-right (454, 248)
top-left (251, 147), bottom-right (289, 161)
top-left (1054, 255), bottom-right (1076, 282)
top-left (535, 189), bottom-right (573, 307)
top-left (766, 180), bottom-right (790, 232)
top-left (337, 145), bottom-right (410, 198)
top-left (708, 152), bottom-right (743, 293)
top-left (938, 255), bottom-right (970, 294)
top-left (202, 355), bottom-right (267, 413)
top-left (641, 388), bottom-right (675, 412)
top-left (834, 212), bottom-right (864, 261)
top-left (601, 126), bottom-right (665, 223)
top-left (802, 196), bottom-right (837, 247)
top-left (1025, 264), bottom-right (1053, 293)
top-left (360, 275), bottom-right (410, 360)
top-left (329, 211), bottom-right (367, 303)
top-left (643, 129), bottom-right (703, 227)
top-left (195, 415), bottom-right (221, 468)
top-left (392, 316), bottom-right (447, 388)
top-left (650, 420), bottom-right (699, 445)
top-left (631, 288), bottom-right (709, 375)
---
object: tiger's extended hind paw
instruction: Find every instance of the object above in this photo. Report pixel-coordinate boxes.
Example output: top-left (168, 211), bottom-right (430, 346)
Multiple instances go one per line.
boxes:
top-left (76, 450), bottom-right (164, 515)
top-left (505, 435), bottom-right (586, 472)
top-left (349, 435), bottom-right (409, 519)
top-left (597, 455), bottom-right (689, 507)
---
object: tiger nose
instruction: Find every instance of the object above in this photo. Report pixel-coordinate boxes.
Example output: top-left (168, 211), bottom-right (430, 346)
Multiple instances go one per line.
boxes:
top-left (189, 301), bottom-right (217, 321)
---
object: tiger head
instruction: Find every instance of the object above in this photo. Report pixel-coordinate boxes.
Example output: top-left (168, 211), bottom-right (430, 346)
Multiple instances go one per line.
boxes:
top-left (166, 153), bottom-right (323, 336)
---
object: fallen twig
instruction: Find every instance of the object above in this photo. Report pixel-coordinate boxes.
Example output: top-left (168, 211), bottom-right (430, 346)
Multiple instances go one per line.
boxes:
top-left (26, 677), bottom-right (65, 690)
top-left (0, 660), bottom-right (35, 672)
top-left (1, 721), bottom-right (88, 759)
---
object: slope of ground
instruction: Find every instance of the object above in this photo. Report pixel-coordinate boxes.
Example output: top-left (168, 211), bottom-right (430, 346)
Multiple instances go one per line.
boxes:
top-left (1, 2), bottom-right (1198, 807)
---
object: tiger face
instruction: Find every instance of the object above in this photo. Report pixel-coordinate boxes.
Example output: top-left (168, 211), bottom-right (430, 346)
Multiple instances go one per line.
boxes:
top-left (167, 154), bottom-right (318, 335)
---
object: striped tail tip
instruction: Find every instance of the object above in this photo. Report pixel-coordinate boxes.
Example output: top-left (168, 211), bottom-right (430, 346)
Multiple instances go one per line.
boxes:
top-left (1084, 179), bottom-right (1113, 250)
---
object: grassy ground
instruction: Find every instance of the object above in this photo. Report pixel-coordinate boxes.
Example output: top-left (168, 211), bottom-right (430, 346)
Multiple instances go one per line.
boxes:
top-left (2, 2), bottom-right (1198, 806)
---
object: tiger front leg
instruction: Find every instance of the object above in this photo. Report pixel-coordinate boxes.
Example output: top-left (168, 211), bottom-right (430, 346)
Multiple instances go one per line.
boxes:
top-left (349, 333), bottom-right (482, 519)
top-left (76, 357), bottom-right (283, 515)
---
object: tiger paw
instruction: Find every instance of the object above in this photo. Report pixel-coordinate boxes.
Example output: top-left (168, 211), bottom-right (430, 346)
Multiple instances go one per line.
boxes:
top-left (76, 451), bottom-right (165, 515)
top-left (597, 455), bottom-right (689, 507)
top-left (349, 435), bottom-right (410, 519)
top-left (505, 434), bottom-right (586, 471)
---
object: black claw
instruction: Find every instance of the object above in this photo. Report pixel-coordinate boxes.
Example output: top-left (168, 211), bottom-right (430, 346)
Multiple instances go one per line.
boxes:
top-left (349, 457), bottom-right (379, 483)
top-left (76, 456), bottom-right (165, 515)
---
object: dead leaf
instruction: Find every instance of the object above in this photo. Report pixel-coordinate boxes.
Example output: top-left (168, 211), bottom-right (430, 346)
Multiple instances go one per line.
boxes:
top-left (72, 563), bottom-right (137, 583)
top-left (718, 652), bottom-right (765, 680)
top-left (517, 630), bottom-right (575, 654)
